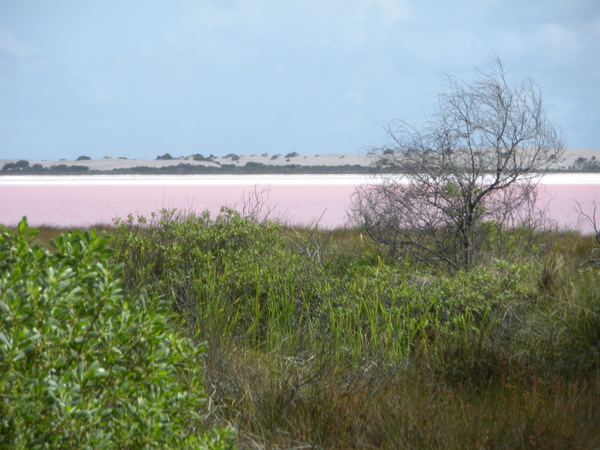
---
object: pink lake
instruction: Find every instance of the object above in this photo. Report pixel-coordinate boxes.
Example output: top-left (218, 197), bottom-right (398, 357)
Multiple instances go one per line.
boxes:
top-left (1, 174), bottom-right (600, 233)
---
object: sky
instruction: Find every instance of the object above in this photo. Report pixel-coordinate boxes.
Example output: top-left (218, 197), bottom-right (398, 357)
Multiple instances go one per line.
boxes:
top-left (1, 0), bottom-right (599, 161)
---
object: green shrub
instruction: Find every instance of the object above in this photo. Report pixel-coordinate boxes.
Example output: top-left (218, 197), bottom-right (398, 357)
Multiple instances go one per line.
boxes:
top-left (111, 209), bottom-right (303, 346)
top-left (110, 209), bottom-right (537, 366)
top-left (0, 219), bottom-right (235, 448)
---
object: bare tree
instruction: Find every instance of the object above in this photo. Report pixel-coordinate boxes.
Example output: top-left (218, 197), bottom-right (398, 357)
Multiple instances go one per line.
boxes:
top-left (350, 58), bottom-right (565, 270)
top-left (239, 185), bottom-right (277, 222)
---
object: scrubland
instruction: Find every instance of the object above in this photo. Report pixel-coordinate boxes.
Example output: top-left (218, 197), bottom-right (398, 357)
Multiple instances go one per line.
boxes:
top-left (2, 208), bottom-right (600, 448)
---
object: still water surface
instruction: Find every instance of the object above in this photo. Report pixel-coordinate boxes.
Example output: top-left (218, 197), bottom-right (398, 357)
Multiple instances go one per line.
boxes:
top-left (1, 174), bottom-right (600, 232)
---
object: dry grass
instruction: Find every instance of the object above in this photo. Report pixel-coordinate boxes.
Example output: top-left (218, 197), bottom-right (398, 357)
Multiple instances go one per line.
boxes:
top-left (203, 344), bottom-right (600, 449)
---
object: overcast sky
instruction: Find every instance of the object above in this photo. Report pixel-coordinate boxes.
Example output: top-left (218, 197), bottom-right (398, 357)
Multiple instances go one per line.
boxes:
top-left (1, 0), bottom-right (599, 161)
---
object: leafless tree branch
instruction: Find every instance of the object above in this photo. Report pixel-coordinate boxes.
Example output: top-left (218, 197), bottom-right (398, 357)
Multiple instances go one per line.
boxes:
top-left (350, 57), bottom-right (565, 270)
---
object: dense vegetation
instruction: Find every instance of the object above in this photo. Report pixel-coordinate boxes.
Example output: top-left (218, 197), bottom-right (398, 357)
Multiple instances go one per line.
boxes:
top-left (2, 208), bottom-right (600, 447)
top-left (0, 219), bottom-right (235, 448)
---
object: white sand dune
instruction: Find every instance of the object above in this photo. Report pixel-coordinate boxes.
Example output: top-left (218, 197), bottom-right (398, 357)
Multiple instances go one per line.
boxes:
top-left (1, 148), bottom-right (598, 172)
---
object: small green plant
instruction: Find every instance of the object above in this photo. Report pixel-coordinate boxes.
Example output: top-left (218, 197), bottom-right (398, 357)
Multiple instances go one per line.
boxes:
top-left (0, 218), bottom-right (235, 448)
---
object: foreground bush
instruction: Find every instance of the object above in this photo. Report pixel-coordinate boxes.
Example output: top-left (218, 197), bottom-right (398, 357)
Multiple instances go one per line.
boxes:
top-left (0, 219), bottom-right (235, 448)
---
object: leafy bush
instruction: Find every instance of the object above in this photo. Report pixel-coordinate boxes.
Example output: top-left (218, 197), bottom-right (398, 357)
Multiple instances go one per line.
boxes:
top-left (76, 155), bottom-right (91, 161)
top-left (0, 219), bottom-right (235, 448)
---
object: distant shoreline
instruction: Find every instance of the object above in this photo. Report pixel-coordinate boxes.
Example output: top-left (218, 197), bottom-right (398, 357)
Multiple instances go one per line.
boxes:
top-left (1, 148), bottom-right (599, 175)
top-left (1, 173), bottom-right (599, 187)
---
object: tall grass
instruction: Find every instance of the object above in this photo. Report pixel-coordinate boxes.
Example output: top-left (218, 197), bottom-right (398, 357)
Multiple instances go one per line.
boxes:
top-left (28, 209), bottom-right (600, 447)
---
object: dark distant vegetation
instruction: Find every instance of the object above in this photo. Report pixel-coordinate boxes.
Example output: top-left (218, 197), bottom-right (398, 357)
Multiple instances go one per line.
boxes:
top-left (571, 156), bottom-right (600, 171)
top-left (49, 164), bottom-right (90, 173)
top-left (106, 162), bottom-right (368, 175)
top-left (2, 161), bottom-right (90, 173)
top-left (0, 160), bottom-right (370, 175)
top-left (76, 155), bottom-right (91, 160)
top-left (5, 203), bottom-right (598, 448)
top-left (1, 159), bottom-right (593, 176)
top-left (192, 153), bottom-right (215, 162)
top-left (1, 160), bottom-right (30, 171)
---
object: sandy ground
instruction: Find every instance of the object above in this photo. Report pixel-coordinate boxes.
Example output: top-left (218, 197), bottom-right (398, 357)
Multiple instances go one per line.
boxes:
top-left (1, 148), bottom-right (598, 172)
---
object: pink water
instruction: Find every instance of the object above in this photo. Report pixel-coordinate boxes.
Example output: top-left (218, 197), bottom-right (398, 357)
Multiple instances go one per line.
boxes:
top-left (1, 175), bottom-right (600, 233)
top-left (0, 184), bottom-right (355, 228)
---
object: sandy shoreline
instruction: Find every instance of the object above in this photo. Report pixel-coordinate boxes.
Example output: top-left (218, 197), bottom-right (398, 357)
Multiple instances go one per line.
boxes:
top-left (1, 148), bottom-right (599, 173)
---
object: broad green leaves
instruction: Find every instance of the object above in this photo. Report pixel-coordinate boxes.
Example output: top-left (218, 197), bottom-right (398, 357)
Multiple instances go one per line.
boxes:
top-left (0, 218), bottom-right (235, 448)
